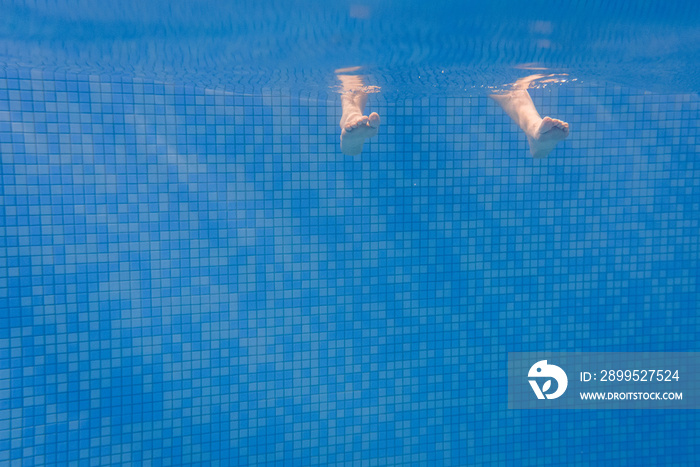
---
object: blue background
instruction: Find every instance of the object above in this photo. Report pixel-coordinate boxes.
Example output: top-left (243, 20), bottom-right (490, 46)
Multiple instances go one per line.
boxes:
top-left (1, 0), bottom-right (700, 464)
top-left (1, 68), bottom-right (698, 466)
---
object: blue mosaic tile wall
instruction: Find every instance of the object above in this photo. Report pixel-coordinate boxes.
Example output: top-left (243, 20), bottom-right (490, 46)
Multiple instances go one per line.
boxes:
top-left (0, 68), bottom-right (699, 465)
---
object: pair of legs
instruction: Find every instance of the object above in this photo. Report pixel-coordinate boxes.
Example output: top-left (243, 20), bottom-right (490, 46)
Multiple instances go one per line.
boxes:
top-left (337, 72), bottom-right (569, 158)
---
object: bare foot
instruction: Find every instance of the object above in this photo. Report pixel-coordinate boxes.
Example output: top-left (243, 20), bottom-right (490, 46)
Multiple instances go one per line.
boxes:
top-left (527, 116), bottom-right (569, 159)
top-left (491, 77), bottom-right (570, 159)
top-left (337, 71), bottom-right (381, 156)
top-left (340, 105), bottom-right (380, 156)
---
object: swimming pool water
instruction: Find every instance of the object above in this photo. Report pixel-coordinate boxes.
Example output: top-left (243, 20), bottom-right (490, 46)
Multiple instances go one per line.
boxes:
top-left (1, 1), bottom-right (699, 466)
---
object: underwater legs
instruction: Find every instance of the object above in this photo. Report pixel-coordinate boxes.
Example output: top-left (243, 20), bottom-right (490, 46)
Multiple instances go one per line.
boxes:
top-left (337, 70), bottom-right (381, 156)
top-left (490, 74), bottom-right (569, 158)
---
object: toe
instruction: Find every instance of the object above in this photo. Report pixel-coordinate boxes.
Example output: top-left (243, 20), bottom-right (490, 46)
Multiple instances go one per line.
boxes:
top-left (368, 112), bottom-right (380, 128)
top-left (540, 117), bottom-right (556, 133)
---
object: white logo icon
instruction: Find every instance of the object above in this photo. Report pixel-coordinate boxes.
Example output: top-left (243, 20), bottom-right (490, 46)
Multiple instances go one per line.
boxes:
top-left (528, 360), bottom-right (568, 399)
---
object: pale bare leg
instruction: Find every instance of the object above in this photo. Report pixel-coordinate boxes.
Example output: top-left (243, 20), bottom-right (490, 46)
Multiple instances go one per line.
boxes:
top-left (336, 71), bottom-right (380, 156)
top-left (490, 74), bottom-right (569, 159)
